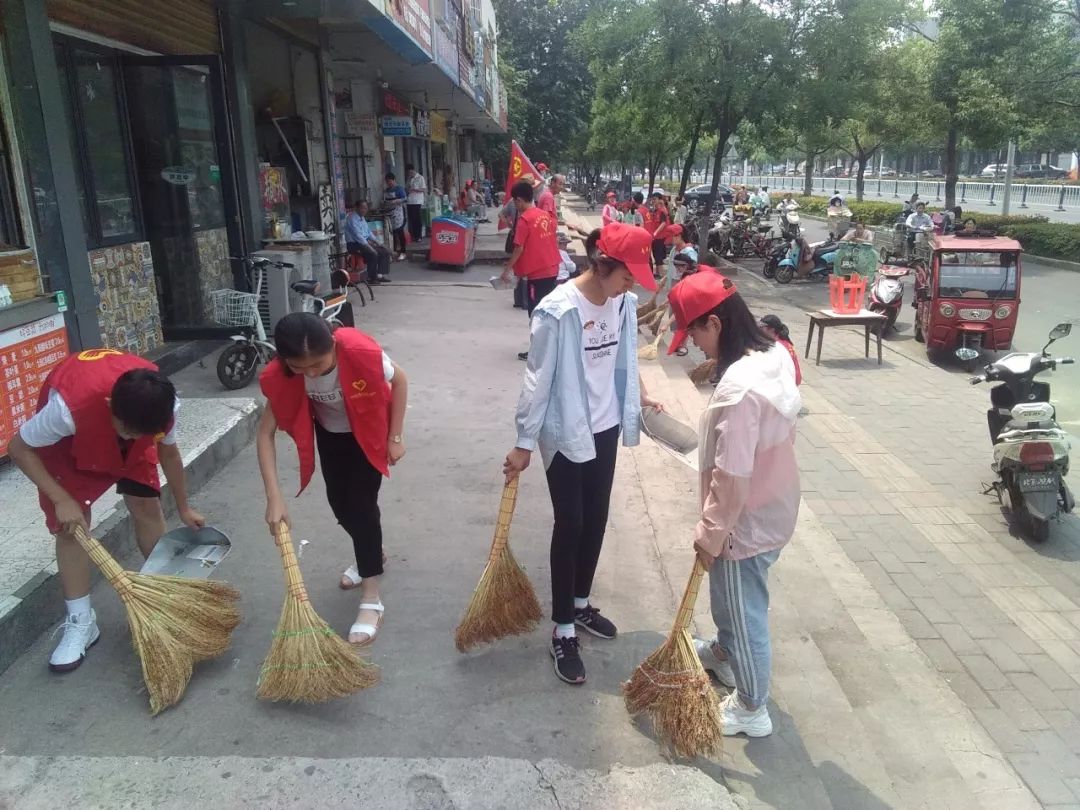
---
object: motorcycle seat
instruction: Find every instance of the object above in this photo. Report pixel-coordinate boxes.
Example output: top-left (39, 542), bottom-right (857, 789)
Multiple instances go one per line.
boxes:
top-left (290, 279), bottom-right (320, 296)
top-left (812, 242), bottom-right (838, 260)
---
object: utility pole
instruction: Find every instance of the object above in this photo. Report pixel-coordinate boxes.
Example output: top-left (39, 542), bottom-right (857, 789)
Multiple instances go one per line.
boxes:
top-left (1002, 140), bottom-right (1016, 215)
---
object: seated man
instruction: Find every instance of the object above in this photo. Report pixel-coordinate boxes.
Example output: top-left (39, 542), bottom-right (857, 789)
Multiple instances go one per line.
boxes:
top-left (905, 201), bottom-right (934, 249)
top-left (344, 199), bottom-right (392, 283)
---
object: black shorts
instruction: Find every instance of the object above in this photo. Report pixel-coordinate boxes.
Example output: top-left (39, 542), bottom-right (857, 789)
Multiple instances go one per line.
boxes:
top-left (651, 240), bottom-right (668, 265)
top-left (116, 478), bottom-right (160, 499)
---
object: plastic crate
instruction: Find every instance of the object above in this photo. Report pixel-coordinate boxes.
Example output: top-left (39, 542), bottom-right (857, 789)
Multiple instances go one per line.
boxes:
top-left (828, 273), bottom-right (867, 314)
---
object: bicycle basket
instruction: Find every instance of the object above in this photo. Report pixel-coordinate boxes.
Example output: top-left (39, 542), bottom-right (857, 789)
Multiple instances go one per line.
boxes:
top-left (210, 289), bottom-right (259, 327)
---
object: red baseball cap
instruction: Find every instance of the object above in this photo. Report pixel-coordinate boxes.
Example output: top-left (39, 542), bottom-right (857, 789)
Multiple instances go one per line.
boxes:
top-left (662, 223), bottom-right (684, 239)
top-left (667, 271), bottom-right (738, 355)
top-left (536, 162), bottom-right (548, 172)
top-left (606, 190), bottom-right (616, 198)
top-left (596, 222), bottom-right (658, 292)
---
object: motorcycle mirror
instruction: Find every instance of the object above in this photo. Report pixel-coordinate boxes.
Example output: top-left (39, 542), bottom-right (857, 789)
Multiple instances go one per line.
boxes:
top-left (1049, 323), bottom-right (1072, 341)
top-left (955, 347), bottom-right (980, 362)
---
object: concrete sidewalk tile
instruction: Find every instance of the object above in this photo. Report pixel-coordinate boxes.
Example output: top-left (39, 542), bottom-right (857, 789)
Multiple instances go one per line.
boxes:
top-left (979, 639), bottom-right (1034, 674)
top-left (938, 623), bottom-right (983, 656)
top-left (919, 638), bottom-right (965, 672)
top-left (1007, 753), bottom-right (1078, 806)
top-left (1037, 639), bottom-right (1080, 677)
top-left (1037, 611), bottom-right (1080, 641)
top-left (992, 688), bottom-right (1052, 731)
top-left (896, 609), bottom-right (940, 639)
top-left (871, 549), bottom-right (909, 575)
top-left (1007, 673), bottom-right (1066, 711)
top-left (959, 543), bottom-right (1002, 565)
top-left (1032, 589), bottom-right (1080, 614)
top-left (912, 595), bottom-right (954, 624)
top-left (892, 572), bottom-right (932, 601)
top-left (1010, 589), bottom-right (1057, 612)
top-left (973, 707), bottom-right (1038, 754)
top-left (1022, 654), bottom-right (1080, 690)
top-left (944, 572), bottom-right (989, 598)
top-left (961, 654), bottom-right (1010, 691)
top-left (1023, 731), bottom-right (1080, 782)
top-left (943, 670), bottom-right (995, 709)
top-left (1013, 611), bottom-right (1064, 642)
top-left (937, 542), bottom-right (975, 566)
top-left (1043, 712), bottom-right (1080, 755)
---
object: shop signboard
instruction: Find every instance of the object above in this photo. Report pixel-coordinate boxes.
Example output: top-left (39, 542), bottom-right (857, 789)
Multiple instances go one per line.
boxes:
top-left (433, 20), bottom-right (458, 81)
top-left (430, 112), bottom-right (448, 144)
top-left (381, 90), bottom-right (411, 117)
top-left (413, 108), bottom-right (432, 139)
top-left (499, 87), bottom-right (508, 131)
top-left (0, 313), bottom-right (69, 457)
top-left (457, 52), bottom-right (476, 100)
top-left (327, 69), bottom-right (346, 233)
top-left (385, 0), bottom-right (433, 56)
top-left (345, 112), bottom-right (378, 137)
top-left (381, 115), bottom-right (415, 137)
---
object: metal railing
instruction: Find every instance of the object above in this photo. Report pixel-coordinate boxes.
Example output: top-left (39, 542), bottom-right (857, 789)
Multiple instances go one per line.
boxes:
top-left (737, 174), bottom-right (1079, 211)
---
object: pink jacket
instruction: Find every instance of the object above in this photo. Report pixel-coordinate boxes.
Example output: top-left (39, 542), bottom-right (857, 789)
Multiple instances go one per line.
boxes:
top-left (696, 344), bottom-right (801, 560)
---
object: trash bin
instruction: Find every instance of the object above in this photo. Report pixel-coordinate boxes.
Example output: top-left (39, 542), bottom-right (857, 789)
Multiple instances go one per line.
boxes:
top-left (429, 215), bottom-right (476, 269)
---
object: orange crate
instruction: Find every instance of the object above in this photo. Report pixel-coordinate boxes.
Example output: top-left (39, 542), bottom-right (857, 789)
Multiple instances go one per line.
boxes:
top-left (828, 273), bottom-right (866, 314)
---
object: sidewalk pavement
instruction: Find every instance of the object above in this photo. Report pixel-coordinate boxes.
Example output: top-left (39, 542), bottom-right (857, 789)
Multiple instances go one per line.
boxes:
top-left (0, 397), bottom-right (261, 676)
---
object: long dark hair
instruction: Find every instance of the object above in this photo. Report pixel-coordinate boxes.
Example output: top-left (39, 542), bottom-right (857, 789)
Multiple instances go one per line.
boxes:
top-left (584, 228), bottom-right (620, 278)
top-left (691, 292), bottom-right (774, 379)
top-left (760, 314), bottom-right (791, 342)
top-left (274, 312), bottom-right (334, 375)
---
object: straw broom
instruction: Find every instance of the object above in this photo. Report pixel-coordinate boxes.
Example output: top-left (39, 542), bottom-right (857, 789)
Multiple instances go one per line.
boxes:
top-left (638, 324), bottom-right (667, 361)
top-left (689, 359), bottom-right (717, 385)
top-left (70, 525), bottom-right (240, 715)
top-left (455, 478), bottom-right (542, 652)
top-left (258, 523), bottom-right (379, 702)
top-left (623, 558), bottom-right (723, 759)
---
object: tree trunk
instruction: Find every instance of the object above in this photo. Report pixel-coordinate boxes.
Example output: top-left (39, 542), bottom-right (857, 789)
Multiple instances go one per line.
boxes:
top-left (856, 157), bottom-right (867, 202)
top-left (803, 150), bottom-right (814, 196)
top-left (679, 114), bottom-right (705, 197)
top-left (944, 126), bottom-right (959, 209)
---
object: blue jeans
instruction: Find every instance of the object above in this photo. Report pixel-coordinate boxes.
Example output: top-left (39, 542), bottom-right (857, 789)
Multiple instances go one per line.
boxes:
top-left (707, 549), bottom-right (781, 710)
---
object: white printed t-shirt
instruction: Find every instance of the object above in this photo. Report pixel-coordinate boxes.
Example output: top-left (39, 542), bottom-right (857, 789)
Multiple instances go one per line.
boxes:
top-left (304, 353), bottom-right (394, 433)
top-left (565, 284), bottom-right (622, 434)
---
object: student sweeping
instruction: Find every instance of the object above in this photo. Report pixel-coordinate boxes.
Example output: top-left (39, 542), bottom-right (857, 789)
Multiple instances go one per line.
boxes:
top-left (7, 350), bottom-right (203, 672)
top-left (504, 222), bottom-right (664, 685)
top-left (665, 272), bottom-right (801, 737)
top-left (257, 313), bottom-right (408, 646)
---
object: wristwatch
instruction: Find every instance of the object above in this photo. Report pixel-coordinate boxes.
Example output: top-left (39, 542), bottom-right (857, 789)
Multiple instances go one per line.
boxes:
top-left (389, 434), bottom-right (403, 444)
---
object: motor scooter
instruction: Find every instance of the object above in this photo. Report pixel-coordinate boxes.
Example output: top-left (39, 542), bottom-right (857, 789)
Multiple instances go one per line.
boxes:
top-left (775, 238), bottom-right (837, 284)
top-left (967, 323), bottom-right (1075, 541)
top-left (827, 204), bottom-right (853, 240)
top-left (776, 203), bottom-right (801, 239)
top-left (868, 263), bottom-right (910, 334)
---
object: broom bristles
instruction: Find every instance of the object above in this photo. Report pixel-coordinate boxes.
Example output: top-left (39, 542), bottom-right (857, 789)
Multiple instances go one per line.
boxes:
top-left (689, 359), bottom-right (717, 385)
top-left (455, 478), bottom-right (542, 652)
top-left (623, 558), bottom-right (722, 758)
top-left (258, 524), bottom-right (379, 702)
top-left (71, 526), bottom-right (241, 715)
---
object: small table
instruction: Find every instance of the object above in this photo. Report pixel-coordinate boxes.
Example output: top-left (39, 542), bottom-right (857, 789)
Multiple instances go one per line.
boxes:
top-left (805, 309), bottom-right (888, 366)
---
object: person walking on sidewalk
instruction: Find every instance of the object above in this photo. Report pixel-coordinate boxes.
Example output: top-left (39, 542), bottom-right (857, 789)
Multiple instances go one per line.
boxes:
top-left (383, 172), bottom-right (408, 260)
top-left (500, 179), bottom-right (561, 361)
top-left (601, 191), bottom-right (620, 226)
top-left (7, 351), bottom-right (204, 672)
top-left (538, 174), bottom-right (564, 220)
top-left (504, 222), bottom-right (664, 685)
top-left (405, 164), bottom-right (427, 242)
top-left (666, 271), bottom-right (801, 737)
top-left (344, 200), bottom-right (392, 283)
top-left (257, 313), bottom-right (409, 646)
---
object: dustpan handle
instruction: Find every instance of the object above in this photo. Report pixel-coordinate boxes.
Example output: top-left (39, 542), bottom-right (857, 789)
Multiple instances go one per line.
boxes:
top-left (271, 523), bottom-right (308, 602)
top-left (71, 524), bottom-right (134, 600)
top-left (673, 558), bottom-right (708, 632)
top-left (489, 478), bottom-right (519, 561)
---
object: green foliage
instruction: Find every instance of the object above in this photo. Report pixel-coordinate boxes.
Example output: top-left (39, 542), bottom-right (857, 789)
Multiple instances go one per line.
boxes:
top-left (1001, 223), bottom-right (1080, 264)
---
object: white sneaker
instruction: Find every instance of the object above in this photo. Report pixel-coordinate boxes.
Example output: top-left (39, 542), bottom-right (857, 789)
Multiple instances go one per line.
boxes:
top-left (720, 691), bottom-right (773, 737)
top-left (49, 610), bottom-right (100, 673)
top-left (397, 253), bottom-right (407, 261)
top-left (694, 637), bottom-right (736, 688)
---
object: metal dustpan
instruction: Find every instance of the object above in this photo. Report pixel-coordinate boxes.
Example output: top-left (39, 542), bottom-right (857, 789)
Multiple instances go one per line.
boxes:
top-left (640, 406), bottom-right (699, 471)
top-left (140, 526), bottom-right (232, 579)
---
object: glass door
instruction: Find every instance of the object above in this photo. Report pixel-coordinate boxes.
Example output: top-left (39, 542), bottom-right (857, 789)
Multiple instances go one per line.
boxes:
top-left (121, 55), bottom-right (243, 338)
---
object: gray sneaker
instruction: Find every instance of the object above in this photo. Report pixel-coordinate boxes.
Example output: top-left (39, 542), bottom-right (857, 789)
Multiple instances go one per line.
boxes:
top-left (694, 637), bottom-right (736, 688)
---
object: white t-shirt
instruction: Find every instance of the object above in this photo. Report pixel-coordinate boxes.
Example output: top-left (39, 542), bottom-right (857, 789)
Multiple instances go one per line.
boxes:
top-left (407, 173), bottom-right (427, 205)
top-left (19, 389), bottom-right (179, 447)
top-left (566, 284), bottom-right (622, 433)
top-left (305, 353), bottom-right (395, 433)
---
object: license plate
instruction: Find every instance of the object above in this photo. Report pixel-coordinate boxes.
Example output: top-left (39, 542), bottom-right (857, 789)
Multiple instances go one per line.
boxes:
top-left (1018, 473), bottom-right (1057, 493)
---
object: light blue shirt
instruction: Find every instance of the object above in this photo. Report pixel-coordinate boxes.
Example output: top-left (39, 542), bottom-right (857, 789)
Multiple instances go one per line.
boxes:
top-left (515, 283), bottom-right (641, 468)
top-left (344, 211), bottom-right (373, 245)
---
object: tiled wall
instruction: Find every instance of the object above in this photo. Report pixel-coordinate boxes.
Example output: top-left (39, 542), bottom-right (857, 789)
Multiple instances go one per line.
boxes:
top-left (195, 228), bottom-right (231, 320)
top-left (88, 242), bottom-right (164, 355)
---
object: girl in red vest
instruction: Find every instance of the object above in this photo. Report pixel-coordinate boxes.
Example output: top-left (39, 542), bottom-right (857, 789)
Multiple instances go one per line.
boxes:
top-left (7, 351), bottom-right (203, 672)
top-left (257, 313), bottom-right (408, 646)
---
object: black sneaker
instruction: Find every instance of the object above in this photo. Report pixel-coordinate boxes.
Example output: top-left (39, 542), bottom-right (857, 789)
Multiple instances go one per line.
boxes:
top-left (517, 351), bottom-right (529, 361)
top-left (574, 604), bottom-right (617, 639)
top-left (550, 634), bottom-right (586, 684)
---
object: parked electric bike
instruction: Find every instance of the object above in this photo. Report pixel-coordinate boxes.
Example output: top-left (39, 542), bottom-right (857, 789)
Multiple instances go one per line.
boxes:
top-left (868, 263), bottom-right (910, 335)
top-left (775, 237), bottom-right (838, 284)
top-left (968, 323), bottom-right (1075, 541)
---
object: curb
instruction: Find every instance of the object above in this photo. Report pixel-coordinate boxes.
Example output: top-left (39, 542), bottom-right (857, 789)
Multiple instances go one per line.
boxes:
top-left (799, 213), bottom-right (1080, 271)
top-left (0, 399), bottom-right (263, 677)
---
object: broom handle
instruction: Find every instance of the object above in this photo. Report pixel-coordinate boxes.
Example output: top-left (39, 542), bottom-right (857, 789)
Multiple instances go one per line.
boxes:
top-left (70, 525), bottom-right (134, 600)
top-left (673, 558), bottom-right (708, 633)
top-left (270, 523), bottom-right (308, 602)
top-left (488, 478), bottom-right (519, 560)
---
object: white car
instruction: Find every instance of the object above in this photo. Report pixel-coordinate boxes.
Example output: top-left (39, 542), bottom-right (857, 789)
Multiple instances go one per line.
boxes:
top-left (981, 163), bottom-right (1006, 178)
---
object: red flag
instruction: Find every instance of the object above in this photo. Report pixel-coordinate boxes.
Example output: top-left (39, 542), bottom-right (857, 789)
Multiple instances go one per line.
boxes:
top-left (500, 141), bottom-right (541, 230)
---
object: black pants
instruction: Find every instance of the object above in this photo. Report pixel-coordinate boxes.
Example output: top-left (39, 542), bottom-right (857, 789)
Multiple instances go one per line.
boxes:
top-left (651, 240), bottom-right (668, 267)
top-left (315, 421), bottom-right (384, 578)
top-left (545, 425), bottom-right (620, 624)
top-left (526, 276), bottom-right (559, 317)
top-left (347, 240), bottom-right (391, 281)
top-left (407, 204), bottom-right (424, 241)
top-left (390, 224), bottom-right (407, 255)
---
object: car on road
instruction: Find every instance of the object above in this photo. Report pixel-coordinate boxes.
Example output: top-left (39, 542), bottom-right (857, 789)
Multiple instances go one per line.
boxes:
top-left (821, 166), bottom-right (845, 177)
top-left (981, 163), bottom-right (1007, 178)
top-left (878, 167), bottom-right (898, 177)
top-left (683, 183), bottom-right (735, 206)
top-left (919, 169), bottom-right (942, 178)
top-left (1014, 163), bottom-right (1068, 180)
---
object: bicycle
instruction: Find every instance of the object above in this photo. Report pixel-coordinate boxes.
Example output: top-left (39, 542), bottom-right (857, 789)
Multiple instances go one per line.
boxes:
top-left (210, 256), bottom-right (349, 390)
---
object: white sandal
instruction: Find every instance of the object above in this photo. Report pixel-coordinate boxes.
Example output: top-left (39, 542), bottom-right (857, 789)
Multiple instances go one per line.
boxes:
top-left (349, 602), bottom-right (384, 647)
top-left (339, 565), bottom-right (362, 590)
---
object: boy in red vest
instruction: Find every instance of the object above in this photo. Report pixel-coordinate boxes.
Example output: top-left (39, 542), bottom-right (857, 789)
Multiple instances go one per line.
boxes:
top-left (7, 349), bottom-right (204, 672)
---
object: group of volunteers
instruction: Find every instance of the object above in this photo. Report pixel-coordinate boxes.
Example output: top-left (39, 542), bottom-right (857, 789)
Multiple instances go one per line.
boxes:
top-left (9, 163), bottom-right (800, 740)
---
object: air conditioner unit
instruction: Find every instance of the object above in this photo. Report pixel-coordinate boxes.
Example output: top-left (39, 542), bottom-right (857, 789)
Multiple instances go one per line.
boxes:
top-left (256, 247), bottom-right (313, 332)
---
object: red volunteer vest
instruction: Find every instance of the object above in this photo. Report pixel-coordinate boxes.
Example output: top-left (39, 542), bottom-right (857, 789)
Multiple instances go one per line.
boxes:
top-left (35, 350), bottom-right (167, 531)
top-left (512, 207), bottom-right (560, 280)
top-left (778, 338), bottom-right (803, 386)
top-left (259, 327), bottom-right (391, 494)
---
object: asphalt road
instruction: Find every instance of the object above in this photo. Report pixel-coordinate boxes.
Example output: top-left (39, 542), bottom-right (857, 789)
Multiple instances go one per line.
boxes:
top-left (745, 217), bottom-right (1080, 433)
